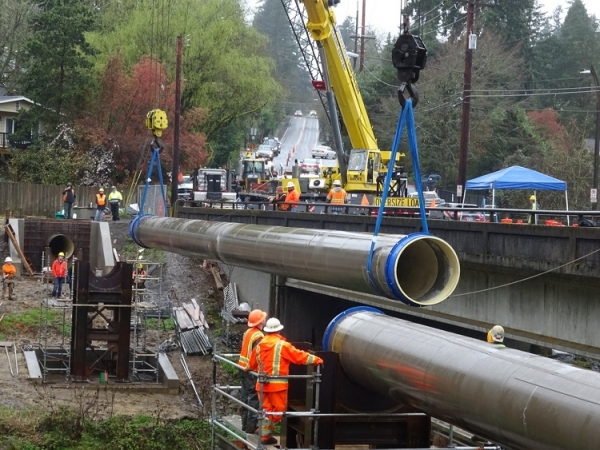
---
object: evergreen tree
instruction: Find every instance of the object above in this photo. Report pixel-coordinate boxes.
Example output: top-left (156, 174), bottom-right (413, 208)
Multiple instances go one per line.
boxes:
top-left (253, 0), bottom-right (312, 110)
top-left (21, 0), bottom-right (97, 125)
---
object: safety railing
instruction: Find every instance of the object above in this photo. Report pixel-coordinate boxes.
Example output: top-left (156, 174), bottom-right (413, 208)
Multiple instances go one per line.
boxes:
top-left (210, 352), bottom-right (502, 450)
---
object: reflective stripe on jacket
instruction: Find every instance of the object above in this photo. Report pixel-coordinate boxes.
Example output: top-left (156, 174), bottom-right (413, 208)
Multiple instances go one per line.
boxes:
top-left (108, 191), bottom-right (123, 204)
top-left (248, 334), bottom-right (319, 392)
top-left (96, 193), bottom-right (106, 207)
top-left (326, 188), bottom-right (348, 205)
top-left (238, 327), bottom-right (264, 369)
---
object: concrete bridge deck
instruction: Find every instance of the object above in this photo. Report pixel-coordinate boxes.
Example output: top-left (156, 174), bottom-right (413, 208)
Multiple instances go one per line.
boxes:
top-left (176, 205), bottom-right (600, 357)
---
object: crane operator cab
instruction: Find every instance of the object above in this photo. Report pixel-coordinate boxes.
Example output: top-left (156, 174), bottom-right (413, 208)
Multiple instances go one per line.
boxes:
top-left (346, 149), bottom-right (381, 188)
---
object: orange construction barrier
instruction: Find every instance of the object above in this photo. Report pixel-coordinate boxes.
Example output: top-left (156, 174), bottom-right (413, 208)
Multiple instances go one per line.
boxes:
top-left (500, 218), bottom-right (512, 224)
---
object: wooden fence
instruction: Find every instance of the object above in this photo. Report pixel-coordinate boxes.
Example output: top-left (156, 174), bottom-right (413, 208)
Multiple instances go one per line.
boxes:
top-left (0, 182), bottom-right (135, 218)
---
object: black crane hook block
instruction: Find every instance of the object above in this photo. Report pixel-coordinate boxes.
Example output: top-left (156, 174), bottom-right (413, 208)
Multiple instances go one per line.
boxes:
top-left (392, 15), bottom-right (427, 107)
top-left (392, 33), bottom-right (427, 84)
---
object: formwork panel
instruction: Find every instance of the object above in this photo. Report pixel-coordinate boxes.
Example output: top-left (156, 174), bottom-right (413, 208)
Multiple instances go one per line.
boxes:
top-left (23, 219), bottom-right (92, 271)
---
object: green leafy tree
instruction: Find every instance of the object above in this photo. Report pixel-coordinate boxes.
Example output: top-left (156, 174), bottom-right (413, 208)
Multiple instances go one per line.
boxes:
top-left (21, 0), bottom-right (98, 125)
top-left (253, 0), bottom-right (311, 109)
top-left (0, 0), bottom-right (37, 93)
top-left (88, 0), bottom-right (283, 168)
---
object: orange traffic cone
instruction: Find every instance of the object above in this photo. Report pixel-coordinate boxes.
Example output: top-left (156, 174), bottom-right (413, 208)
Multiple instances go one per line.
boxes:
top-left (430, 198), bottom-right (436, 208)
top-left (361, 194), bottom-right (370, 206)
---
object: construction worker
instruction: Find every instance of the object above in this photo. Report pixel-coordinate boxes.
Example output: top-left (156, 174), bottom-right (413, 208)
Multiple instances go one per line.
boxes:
top-left (62, 182), bottom-right (76, 219)
top-left (247, 317), bottom-right (323, 445)
top-left (284, 182), bottom-right (300, 212)
top-left (108, 186), bottom-right (123, 221)
top-left (238, 309), bottom-right (267, 434)
top-left (270, 186), bottom-right (287, 211)
top-left (326, 179), bottom-right (348, 214)
top-left (2, 256), bottom-right (17, 301)
top-left (528, 194), bottom-right (538, 225)
top-left (95, 187), bottom-right (107, 222)
top-left (487, 325), bottom-right (506, 347)
top-left (51, 252), bottom-right (67, 299)
top-left (132, 264), bottom-right (147, 290)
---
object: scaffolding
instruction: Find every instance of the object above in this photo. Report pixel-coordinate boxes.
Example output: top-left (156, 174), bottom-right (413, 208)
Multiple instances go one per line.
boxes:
top-left (209, 352), bottom-right (503, 450)
top-left (129, 260), bottom-right (165, 382)
top-left (38, 251), bottom-right (73, 382)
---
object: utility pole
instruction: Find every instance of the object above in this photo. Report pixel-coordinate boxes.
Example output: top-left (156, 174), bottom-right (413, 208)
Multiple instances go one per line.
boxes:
top-left (457, 0), bottom-right (475, 202)
top-left (359, 0), bottom-right (366, 72)
top-left (353, 1), bottom-right (359, 70)
top-left (171, 35), bottom-right (182, 212)
top-left (590, 65), bottom-right (600, 210)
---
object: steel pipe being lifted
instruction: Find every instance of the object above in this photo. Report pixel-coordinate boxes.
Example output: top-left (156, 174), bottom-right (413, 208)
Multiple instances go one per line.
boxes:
top-left (323, 307), bottom-right (600, 450)
top-left (129, 216), bottom-right (460, 306)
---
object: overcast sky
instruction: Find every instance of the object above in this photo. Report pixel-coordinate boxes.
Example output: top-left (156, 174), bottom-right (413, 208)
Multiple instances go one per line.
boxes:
top-left (245, 1), bottom-right (599, 37)
top-left (331, 0), bottom-right (600, 36)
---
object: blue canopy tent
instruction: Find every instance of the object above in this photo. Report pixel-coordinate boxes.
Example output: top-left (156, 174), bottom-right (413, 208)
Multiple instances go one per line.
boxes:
top-left (465, 166), bottom-right (568, 224)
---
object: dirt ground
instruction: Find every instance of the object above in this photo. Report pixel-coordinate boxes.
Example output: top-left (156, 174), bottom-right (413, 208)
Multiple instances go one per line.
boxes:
top-left (0, 220), bottom-right (244, 420)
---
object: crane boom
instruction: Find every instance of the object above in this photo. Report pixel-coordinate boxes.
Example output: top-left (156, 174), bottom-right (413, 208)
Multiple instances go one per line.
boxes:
top-left (302, 1), bottom-right (377, 151)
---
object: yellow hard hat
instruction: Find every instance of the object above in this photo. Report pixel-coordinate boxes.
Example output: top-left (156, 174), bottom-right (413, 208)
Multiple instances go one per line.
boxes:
top-left (137, 263), bottom-right (143, 269)
top-left (99, 187), bottom-right (104, 192)
top-left (529, 195), bottom-right (536, 201)
top-left (58, 252), bottom-right (65, 257)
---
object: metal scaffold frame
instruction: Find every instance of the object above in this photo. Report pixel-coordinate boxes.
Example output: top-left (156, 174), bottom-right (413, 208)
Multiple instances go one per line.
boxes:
top-left (38, 251), bottom-right (72, 382)
top-left (128, 259), bottom-right (165, 382)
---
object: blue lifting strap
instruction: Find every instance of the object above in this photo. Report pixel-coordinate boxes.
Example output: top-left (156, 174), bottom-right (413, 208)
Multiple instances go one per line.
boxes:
top-left (139, 142), bottom-right (169, 217)
top-left (366, 99), bottom-right (429, 292)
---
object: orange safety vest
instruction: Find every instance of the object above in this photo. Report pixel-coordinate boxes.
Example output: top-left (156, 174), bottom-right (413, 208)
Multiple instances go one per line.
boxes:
top-left (285, 189), bottom-right (300, 207)
top-left (327, 188), bottom-right (348, 205)
top-left (96, 193), bottom-right (106, 206)
top-left (248, 334), bottom-right (320, 392)
top-left (238, 327), bottom-right (264, 369)
top-left (2, 263), bottom-right (16, 279)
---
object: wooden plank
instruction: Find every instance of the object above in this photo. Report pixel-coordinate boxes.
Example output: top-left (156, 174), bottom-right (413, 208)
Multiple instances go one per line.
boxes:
top-left (5, 224), bottom-right (34, 275)
top-left (173, 307), bottom-right (195, 330)
top-left (23, 350), bottom-right (42, 379)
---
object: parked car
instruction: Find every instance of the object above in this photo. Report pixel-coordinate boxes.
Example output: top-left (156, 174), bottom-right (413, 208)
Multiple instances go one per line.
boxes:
top-left (300, 158), bottom-right (321, 174)
top-left (294, 110), bottom-right (303, 117)
top-left (443, 203), bottom-right (485, 222)
top-left (309, 110), bottom-right (318, 118)
top-left (311, 145), bottom-right (336, 159)
top-left (256, 144), bottom-right (274, 160)
top-left (422, 174), bottom-right (441, 189)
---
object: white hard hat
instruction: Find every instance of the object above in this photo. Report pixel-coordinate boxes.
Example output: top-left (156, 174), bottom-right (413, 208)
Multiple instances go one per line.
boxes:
top-left (490, 325), bottom-right (505, 343)
top-left (237, 302), bottom-right (252, 312)
top-left (287, 182), bottom-right (295, 188)
top-left (333, 180), bottom-right (341, 186)
top-left (4, 257), bottom-right (12, 263)
top-left (263, 317), bottom-right (284, 333)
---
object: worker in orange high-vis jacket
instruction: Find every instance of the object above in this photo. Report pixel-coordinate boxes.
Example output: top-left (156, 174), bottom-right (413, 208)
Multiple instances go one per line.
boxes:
top-left (326, 179), bottom-right (348, 214)
top-left (247, 317), bottom-right (323, 445)
top-left (284, 182), bottom-right (300, 212)
top-left (238, 309), bottom-right (267, 434)
top-left (51, 252), bottom-right (68, 299)
top-left (94, 187), bottom-right (107, 222)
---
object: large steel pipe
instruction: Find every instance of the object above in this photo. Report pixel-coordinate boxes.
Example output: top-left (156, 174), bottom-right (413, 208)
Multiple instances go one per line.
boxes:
top-left (324, 307), bottom-right (600, 450)
top-left (130, 216), bottom-right (459, 306)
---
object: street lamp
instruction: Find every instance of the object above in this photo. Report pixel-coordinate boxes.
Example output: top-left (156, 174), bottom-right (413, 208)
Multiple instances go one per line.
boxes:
top-left (580, 66), bottom-right (600, 209)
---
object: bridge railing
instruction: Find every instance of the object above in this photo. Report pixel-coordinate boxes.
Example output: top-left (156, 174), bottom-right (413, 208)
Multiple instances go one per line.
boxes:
top-left (174, 199), bottom-right (600, 226)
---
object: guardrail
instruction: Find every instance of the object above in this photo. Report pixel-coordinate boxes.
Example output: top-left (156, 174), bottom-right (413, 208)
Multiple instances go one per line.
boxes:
top-left (175, 199), bottom-right (600, 226)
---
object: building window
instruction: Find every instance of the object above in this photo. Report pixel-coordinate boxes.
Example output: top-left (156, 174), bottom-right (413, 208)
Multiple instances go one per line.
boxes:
top-left (6, 118), bottom-right (15, 134)
top-left (15, 101), bottom-right (20, 111)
